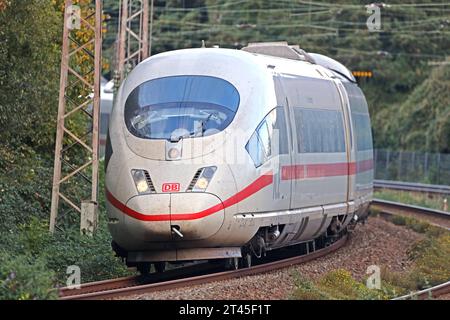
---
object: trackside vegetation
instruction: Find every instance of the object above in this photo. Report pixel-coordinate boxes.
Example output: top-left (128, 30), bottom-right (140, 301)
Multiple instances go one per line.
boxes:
top-left (0, 0), bottom-right (130, 300)
top-left (291, 216), bottom-right (450, 300)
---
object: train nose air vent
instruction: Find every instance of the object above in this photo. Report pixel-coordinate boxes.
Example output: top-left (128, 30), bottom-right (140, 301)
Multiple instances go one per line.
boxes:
top-left (186, 168), bottom-right (203, 192)
top-left (143, 170), bottom-right (156, 193)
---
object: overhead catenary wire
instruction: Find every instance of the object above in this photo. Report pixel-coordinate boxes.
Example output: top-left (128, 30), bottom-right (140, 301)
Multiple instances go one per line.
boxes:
top-left (103, 1), bottom-right (450, 71)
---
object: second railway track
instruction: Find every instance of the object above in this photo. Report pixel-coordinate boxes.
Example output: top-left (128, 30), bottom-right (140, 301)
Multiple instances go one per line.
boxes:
top-left (371, 198), bottom-right (450, 230)
top-left (374, 180), bottom-right (450, 195)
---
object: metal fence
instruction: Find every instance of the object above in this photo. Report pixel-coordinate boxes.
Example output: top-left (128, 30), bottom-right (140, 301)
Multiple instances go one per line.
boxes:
top-left (374, 149), bottom-right (450, 186)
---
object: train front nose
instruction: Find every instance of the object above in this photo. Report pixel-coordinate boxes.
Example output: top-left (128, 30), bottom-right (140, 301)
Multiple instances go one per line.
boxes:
top-left (124, 192), bottom-right (225, 242)
top-left (170, 192), bottom-right (224, 240)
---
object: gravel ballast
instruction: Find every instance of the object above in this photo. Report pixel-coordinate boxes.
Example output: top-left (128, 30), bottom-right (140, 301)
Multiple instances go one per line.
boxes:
top-left (123, 216), bottom-right (425, 300)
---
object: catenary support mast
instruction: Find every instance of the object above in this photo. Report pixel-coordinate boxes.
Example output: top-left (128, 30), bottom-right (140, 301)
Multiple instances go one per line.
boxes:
top-left (50, 0), bottom-right (153, 234)
top-left (50, 0), bottom-right (103, 234)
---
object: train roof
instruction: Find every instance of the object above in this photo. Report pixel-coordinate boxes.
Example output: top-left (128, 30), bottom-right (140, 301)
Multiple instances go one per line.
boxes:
top-left (136, 44), bottom-right (356, 87)
top-left (242, 42), bottom-right (356, 83)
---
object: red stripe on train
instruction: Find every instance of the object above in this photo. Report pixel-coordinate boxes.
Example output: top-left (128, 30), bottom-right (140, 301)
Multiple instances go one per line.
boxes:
top-left (107, 159), bottom-right (373, 222)
top-left (281, 159), bottom-right (373, 180)
top-left (106, 172), bottom-right (273, 222)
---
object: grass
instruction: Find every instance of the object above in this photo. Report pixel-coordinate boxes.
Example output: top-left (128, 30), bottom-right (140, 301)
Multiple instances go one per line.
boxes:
top-left (374, 189), bottom-right (449, 212)
top-left (291, 217), bottom-right (450, 300)
top-left (291, 269), bottom-right (392, 300)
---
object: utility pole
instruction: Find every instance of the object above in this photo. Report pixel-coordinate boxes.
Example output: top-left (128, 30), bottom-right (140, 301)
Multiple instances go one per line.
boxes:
top-left (50, 0), bottom-right (103, 235)
top-left (116, 0), bottom-right (151, 85)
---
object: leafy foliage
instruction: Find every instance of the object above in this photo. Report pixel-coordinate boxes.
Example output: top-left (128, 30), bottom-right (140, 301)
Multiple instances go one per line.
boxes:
top-left (0, 0), bottom-right (61, 152)
top-left (0, 251), bottom-right (58, 300)
top-left (0, 1), bottom-right (130, 300)
top-left (374, 61), bottom-right (450, 153)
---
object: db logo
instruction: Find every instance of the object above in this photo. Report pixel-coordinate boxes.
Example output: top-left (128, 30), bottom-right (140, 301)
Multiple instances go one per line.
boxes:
top-left (162, 183), bottom-right (180, 193)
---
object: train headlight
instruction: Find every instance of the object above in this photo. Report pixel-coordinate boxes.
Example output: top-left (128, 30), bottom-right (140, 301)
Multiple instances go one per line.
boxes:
top-left (131, 169), bottom-right (155, 195)
top-left (188, 166), bottom-right (217, 192)
top-left (136, 180), bottom-right (149, 193)
top-left (196, 177), bottom-right (209, 190)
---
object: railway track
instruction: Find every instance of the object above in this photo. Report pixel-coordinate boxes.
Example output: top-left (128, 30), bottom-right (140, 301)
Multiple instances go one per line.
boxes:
top-left (392, 281), bottom-right (450, 300)
top-left (60, 184), bottom-right (450, 301)
top-left (59, 235), bottom-right (348, 300)
top-left (371, 198), bottom-right (450, 230)
top-left (374, 179), bottom-right (450, 195)
top-left (59, 261), bottom-right (220, 298)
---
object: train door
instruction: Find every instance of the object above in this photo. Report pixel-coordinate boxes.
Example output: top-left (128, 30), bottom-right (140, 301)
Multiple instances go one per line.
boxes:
top-left (334, 80), bottom-right (356, 211)
top-left (279, 75), bottom-right (349, 210)
top-left (272, 76), bottom-right (293, 211)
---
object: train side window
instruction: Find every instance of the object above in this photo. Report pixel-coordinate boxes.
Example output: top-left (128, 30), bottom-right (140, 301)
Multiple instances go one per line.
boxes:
top-left (257, 121), bottom-right (271, 158)
top-left (246, 108), bottom-right (288, 167)
top-left (344, 82), bottom-right (374, 152)
top-left (352, 113), bottom-right (373, 151)
top-left (294, 108), bottom-right (346, 153)
top-left (246, 132), bottom-right (266, 167)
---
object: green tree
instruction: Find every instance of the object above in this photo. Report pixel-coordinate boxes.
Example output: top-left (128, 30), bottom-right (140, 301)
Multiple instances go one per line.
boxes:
top-left (0, 0), bottom-right (61, 153)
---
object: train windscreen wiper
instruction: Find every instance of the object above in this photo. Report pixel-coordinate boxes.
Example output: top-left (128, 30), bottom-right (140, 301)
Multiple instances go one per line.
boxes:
top-left (200, 113), bottom-right (216, 136)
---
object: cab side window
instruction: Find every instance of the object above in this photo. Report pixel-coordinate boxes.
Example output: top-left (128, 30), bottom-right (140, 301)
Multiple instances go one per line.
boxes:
top-left (246, 108), bottom-right (288, 167)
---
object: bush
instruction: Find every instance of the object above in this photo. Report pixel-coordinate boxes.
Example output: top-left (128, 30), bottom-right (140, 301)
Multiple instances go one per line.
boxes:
top-left (0, 252), bottom-right (57, 300)
top-left (42, 223), bottom-right (131, 284)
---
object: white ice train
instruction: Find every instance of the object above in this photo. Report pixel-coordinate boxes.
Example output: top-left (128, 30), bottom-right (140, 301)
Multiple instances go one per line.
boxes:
top-left (105, 42), bottom-right (373, 273)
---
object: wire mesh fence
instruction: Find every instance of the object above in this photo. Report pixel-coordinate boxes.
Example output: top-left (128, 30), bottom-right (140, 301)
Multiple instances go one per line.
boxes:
top-left (374, 149), bottom-right (450, 186)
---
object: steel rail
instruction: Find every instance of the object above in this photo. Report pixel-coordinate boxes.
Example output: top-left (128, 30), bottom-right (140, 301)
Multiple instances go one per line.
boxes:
top-left (59, 261), bottom-right (218, 298)
top-left (372, 198), bottom-right (450, 220)
top-left (374, 180), bottom-right (450, 195)
top-left (60, 235), bottom-right (348, 300)
top-left (392, 281), bottom-right (450, 300)
top-left (371, 199), bottom-right (450, 231)
top-left (371, 198), bottom-right (450, 217)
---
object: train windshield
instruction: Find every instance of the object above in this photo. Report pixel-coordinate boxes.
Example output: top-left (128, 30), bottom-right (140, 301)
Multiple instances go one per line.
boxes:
top-left (124, 75), bottom-right (240, 140)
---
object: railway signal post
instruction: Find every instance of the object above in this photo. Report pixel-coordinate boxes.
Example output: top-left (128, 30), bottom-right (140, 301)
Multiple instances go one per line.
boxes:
top-left (50, 0), bottom-right (103, 234)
